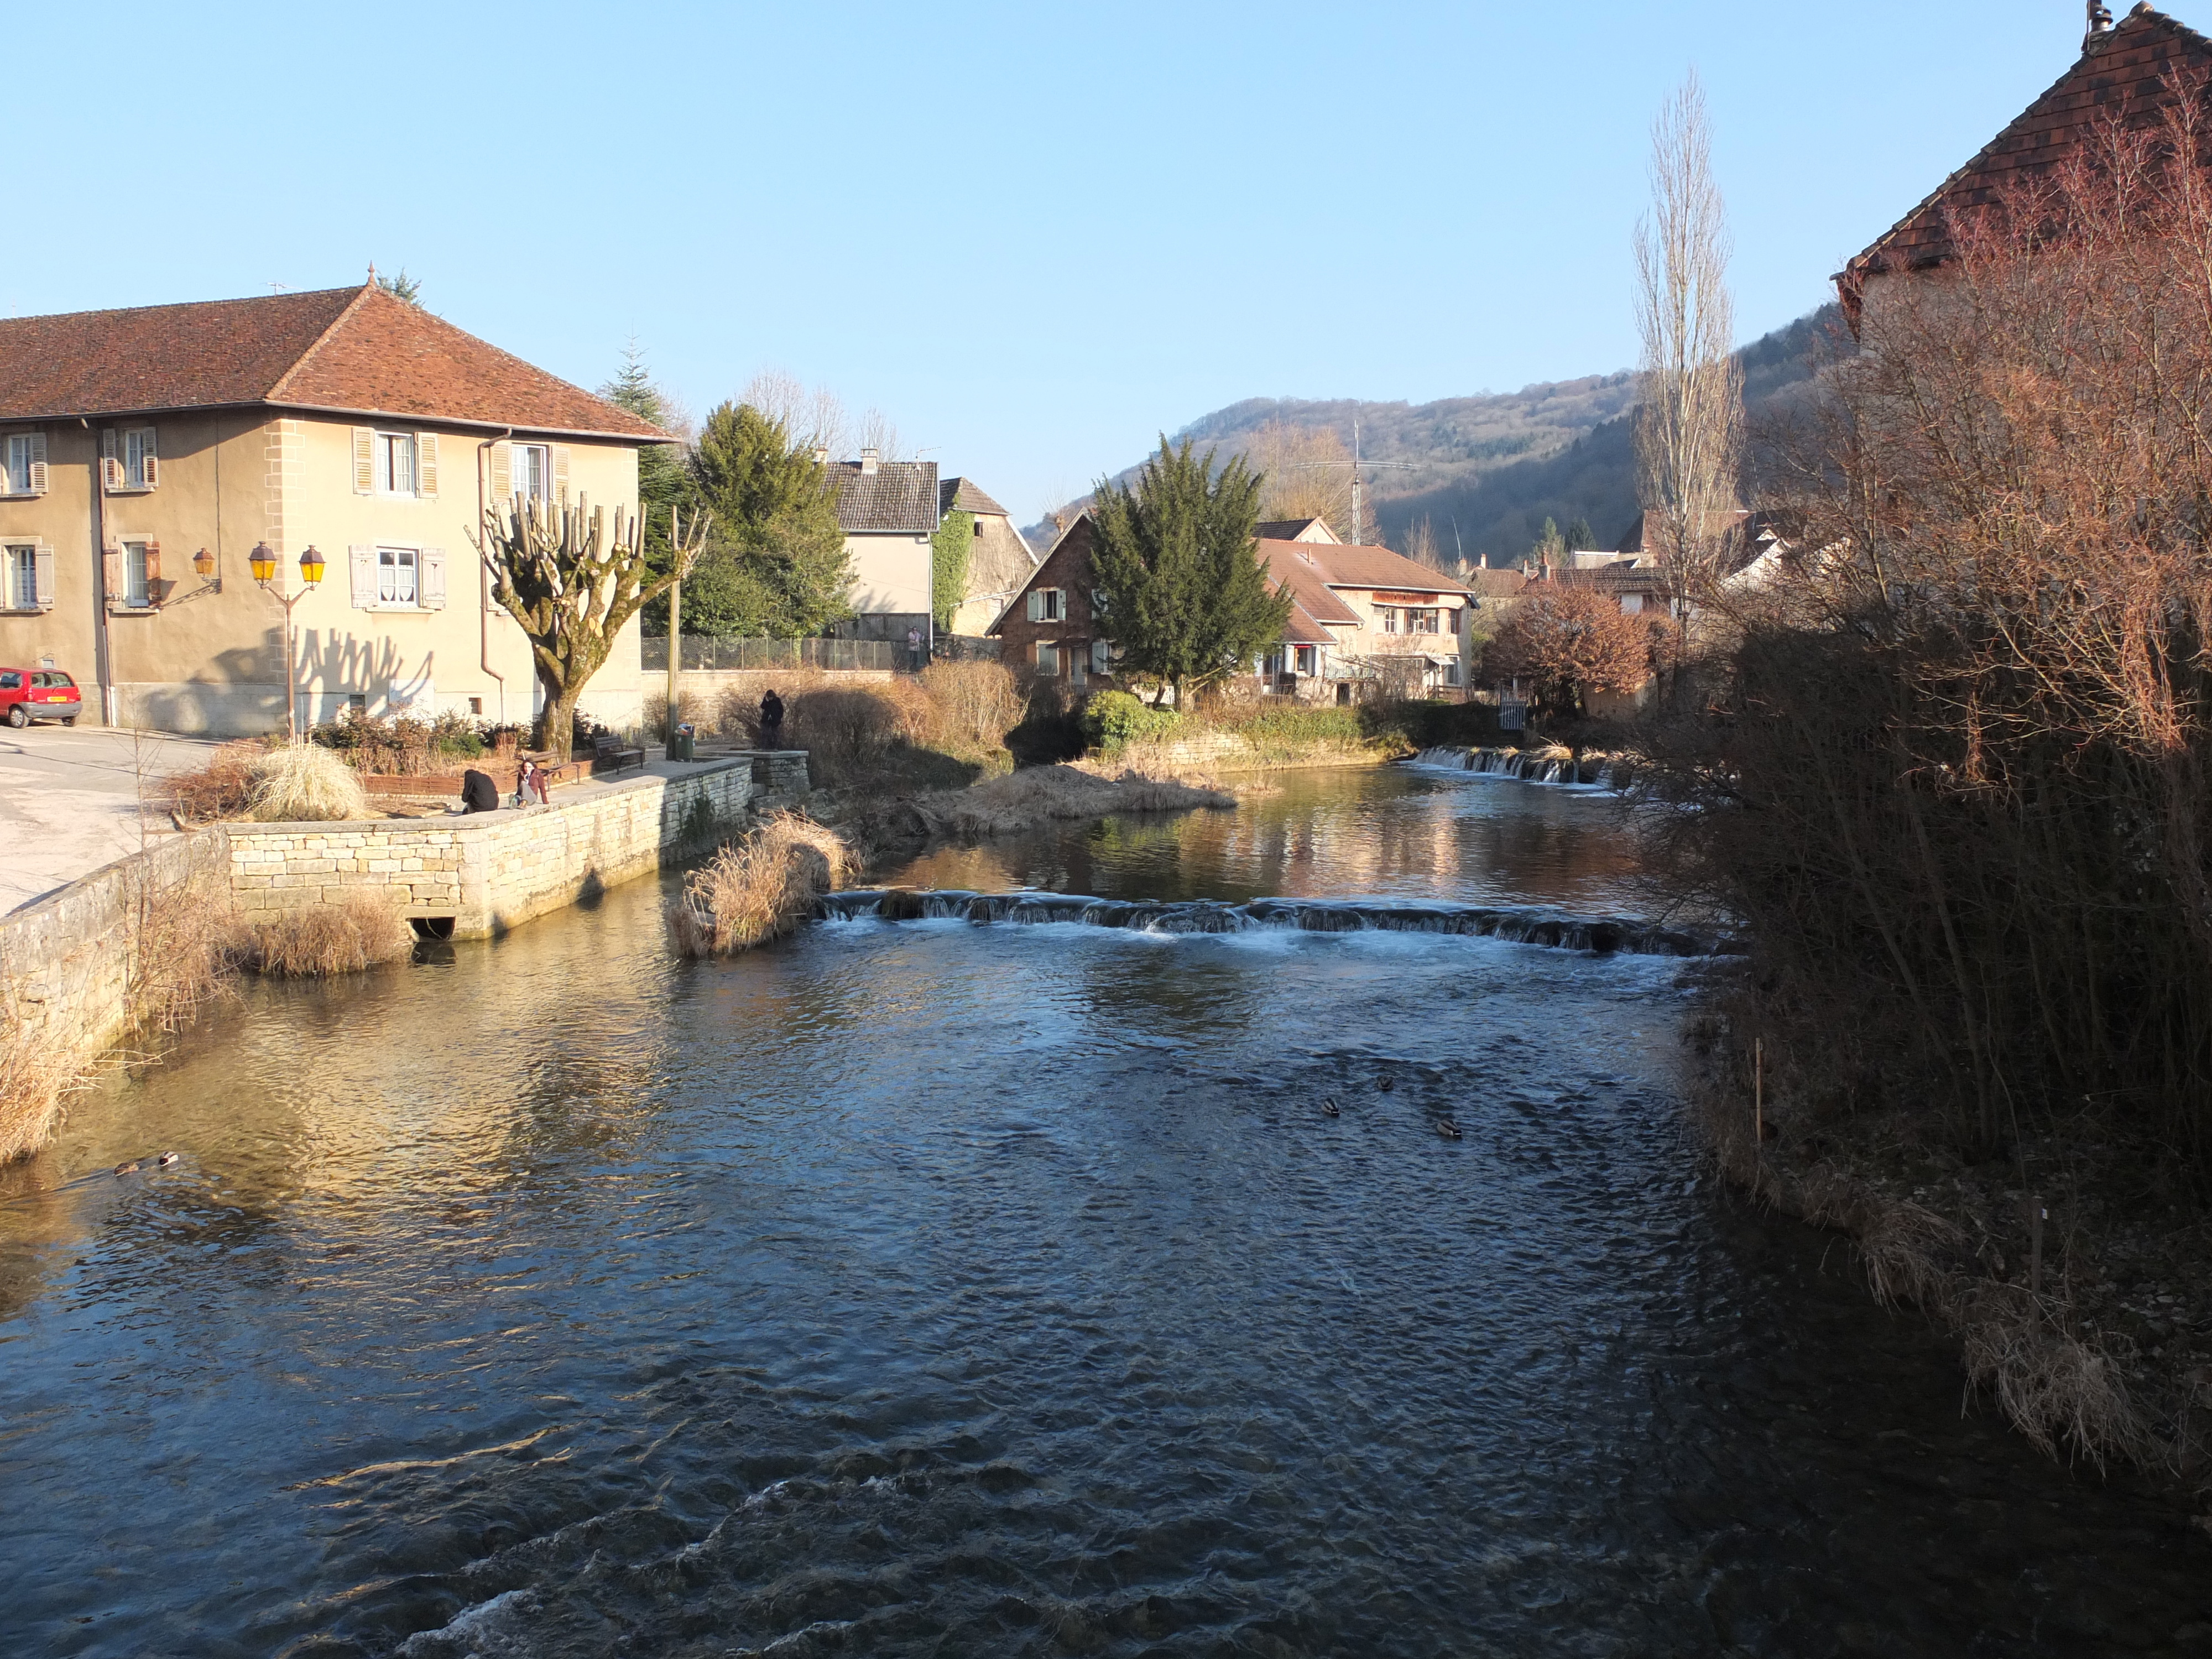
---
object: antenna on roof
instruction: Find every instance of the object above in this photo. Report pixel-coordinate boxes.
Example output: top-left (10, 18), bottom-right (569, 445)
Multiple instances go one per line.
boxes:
top-left (1281, 417), bottom-right (1413, 544)
top-left (2086, 0), bottom-right (2114, 49)
top-left (268, 282), bottom-right (289, 294)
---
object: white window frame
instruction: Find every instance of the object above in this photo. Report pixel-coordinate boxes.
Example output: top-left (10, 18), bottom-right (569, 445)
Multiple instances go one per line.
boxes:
top-left (123, 540), bottom-right (152, 609)
top-left (3, 544), bottom-right (35, 611)
top-left (1412, 608), bottom-right (1442, 635)
top-left (373, 431), bottom-right (419, 497)
top-left (1039, 587), bottom-right (1063, 622)
top-left (1378, 605), bottom-right (1399, 634)
top-left (511, 442), bottom-right (551, 503)
top-left (377, 546), bottom-right (420, 606)
top-left (124, 428), bottom-right (154, 489)
top-left (2, 434), bottom-right (40, 497)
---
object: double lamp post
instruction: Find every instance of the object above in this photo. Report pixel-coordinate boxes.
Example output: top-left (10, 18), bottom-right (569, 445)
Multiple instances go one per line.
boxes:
top-left (248, 541), bottom-right (325, 742)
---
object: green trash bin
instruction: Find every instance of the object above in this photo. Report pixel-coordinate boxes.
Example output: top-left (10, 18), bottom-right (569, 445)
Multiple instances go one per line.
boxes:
top-left (666, 726), bottom-right (696, 761)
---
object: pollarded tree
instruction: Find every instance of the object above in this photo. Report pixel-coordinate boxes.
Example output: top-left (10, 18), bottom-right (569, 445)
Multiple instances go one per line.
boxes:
top-left (686, 402), bottom-right (853, 638)
top-left (474, 496), bottom-right (710, 754)
top-left (1089, 437), bottom-right (1293, 705)
top-left (1480, 585), bottom-right (1656, 716)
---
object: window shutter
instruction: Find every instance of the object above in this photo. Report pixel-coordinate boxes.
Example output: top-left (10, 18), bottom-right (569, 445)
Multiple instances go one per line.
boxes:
top-left (489, 441), bottom-right (511, 507)
top-left (102, 546), bottom-right (123, 601)
top-left (33, 545), bottom-right (54, 609)
top-left (1026, 590), bottom-right (1042, 622)
top-left (352, 428), bottom-right (375, 494)
top-left (101, 430), bottom-right (119, 493)
top-left (144, 542), bottom-right (162, 584)
top-left (140, 429), bottom-right (158, 488)
top-left (551, 445), bottom-right (571, 504)
top-left (27, 433), bottom-right (46, 495)
top-left (421, 546), bottom-right (446, 609)
top-left (416, 432), bottom-right (439, 498)
top-left (0, 447), bottom-right (9, 495)
top-left (349, 544), bottom-right (376, 609)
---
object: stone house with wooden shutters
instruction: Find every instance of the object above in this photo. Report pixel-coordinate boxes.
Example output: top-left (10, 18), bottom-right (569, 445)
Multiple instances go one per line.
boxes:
top-left (0, 281), bottom-right (665, 735)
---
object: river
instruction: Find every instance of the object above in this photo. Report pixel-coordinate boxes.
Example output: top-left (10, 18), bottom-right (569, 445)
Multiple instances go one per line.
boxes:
top-left (2, 764), bottom-right (2204, 1656)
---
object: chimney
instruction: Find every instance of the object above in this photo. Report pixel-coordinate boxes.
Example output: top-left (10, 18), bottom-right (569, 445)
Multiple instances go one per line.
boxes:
top-left (860, 447), bottom-right (880, 476)
top-left (2086, 0), bottom-right (2114, 49)
top-left (812, 445), bottom-right (828, 465)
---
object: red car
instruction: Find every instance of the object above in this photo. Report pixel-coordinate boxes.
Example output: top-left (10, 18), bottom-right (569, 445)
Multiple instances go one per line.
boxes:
top-left (0, 668), bottom-right (82, 727)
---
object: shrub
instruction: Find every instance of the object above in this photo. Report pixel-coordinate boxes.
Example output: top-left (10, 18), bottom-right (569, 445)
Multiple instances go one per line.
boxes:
top-left (915, 660), bottom-right (1023, 753)
top-left (1083, 690), bottom-right (1182, 752)
top-left (670, 813), bottom-right (853, 956)
top-left (247, 743), bottom-right (371, 822)
top-left (0, 1000), bottom-right (80, 1165)
top-left (168, 740), bottom-right (267, 825)
top-left (875, 764), bottom-right (1234, 841)
top-left (238, 891), bottom-right (412, 977)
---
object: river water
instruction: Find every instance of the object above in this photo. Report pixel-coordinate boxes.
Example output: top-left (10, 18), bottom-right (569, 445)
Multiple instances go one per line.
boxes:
top-left (2, 765), bottom-right (2205, 1657)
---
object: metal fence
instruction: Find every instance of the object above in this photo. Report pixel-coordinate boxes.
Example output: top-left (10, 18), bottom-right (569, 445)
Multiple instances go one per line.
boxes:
top-left (642, 637), bottom-right (898, 672)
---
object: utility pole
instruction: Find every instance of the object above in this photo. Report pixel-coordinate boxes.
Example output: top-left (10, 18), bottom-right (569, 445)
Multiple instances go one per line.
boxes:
top-left (665, 505), bottom-right (684, 739)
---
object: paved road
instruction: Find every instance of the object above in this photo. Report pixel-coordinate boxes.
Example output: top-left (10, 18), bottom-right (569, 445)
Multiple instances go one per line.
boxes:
top-left (0, 727), bottom-right (225, 912)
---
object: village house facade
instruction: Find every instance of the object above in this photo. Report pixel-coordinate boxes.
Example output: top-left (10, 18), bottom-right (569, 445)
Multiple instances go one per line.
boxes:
top-left (988, 512), bottom-right (1474, 702)
top-left (821, 455), bottom-right (1036, 648)
top-left (942, 476), bottom-right (1038, 637)
top-left (0, 283), bottom-right (665, 737)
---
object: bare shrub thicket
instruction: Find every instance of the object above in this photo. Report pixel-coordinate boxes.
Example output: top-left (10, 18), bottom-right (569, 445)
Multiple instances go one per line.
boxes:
top-left (670, 813), bottom-right (853, 956)
top-left (168, 741), bottom-right (265, 825)
top-left (877, 765), bottom-right (1235, 841)
top-left (1655, 87), bottom-right (2212, 1168)
top-left (696, 662), bottom-right (1025, 785)
top-left (238, 891), bottom-right (413, 977)
top-left (0, 997), bottom-right (81, 1163)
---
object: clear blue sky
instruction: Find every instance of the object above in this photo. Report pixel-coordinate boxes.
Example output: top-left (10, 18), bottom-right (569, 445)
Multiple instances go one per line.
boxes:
top-left (13, 1), bottom-right (2103, 520)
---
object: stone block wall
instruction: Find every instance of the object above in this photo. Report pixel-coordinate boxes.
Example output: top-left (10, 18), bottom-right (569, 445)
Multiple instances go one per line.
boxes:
top-left (0, 828), bottom-right (230, 1056)
top-left (223, 757), bottom-right (768, 938)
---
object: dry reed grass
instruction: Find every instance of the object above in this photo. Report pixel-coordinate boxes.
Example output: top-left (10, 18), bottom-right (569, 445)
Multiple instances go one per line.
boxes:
top-left (0, 999), bottom-right (84, 1165)
top-left (167, 740), bottom-right (268, 825)
top-left (881, 764), bottom-right (1235, 841)
top-left (237, 891), bottom-right (413, 977)
top-left (247, 743), bottom-right (371, 822)
top-left (670, 813), bottom-right (853, 957)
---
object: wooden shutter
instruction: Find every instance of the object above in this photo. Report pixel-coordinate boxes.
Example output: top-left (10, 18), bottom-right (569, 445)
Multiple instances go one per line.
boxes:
top-left (349, 544), bottom-right (375, 609)
top-left (1026, 589), bottom-right (1043, 622)
top-left (421, 547), bottom-right (446, 610)
top-left (27, 433), bottom-right (45, 495)
top-left (551, 445), bottom-right (571, 504)
top-left (416, 432), bottom-right (439, 498)
top-left (101, 430), bottom-right (119, 493)
top-left (33, 545), bottom-right (54, 608)
top-left (352, 428), bottom-right (375, 494)
top-left (139, 429), bottom-right (158, 488)
top-left (489, 441), bottom-right (511, 507)
top-left (144, 542), bottom-right (162, 583)
top-left (102, 546), bottom-right (123, 601)
top-left (0, 443), bottom-right (9, 495)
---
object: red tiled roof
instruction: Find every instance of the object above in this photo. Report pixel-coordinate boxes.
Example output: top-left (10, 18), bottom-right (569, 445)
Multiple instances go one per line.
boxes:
top-left (0, 283), bottom-right (667, 440)
top-left (1842, 6), bottom-right (2212, 292)
top-left (941, 476), bottom-right (1009, 518)
top-left (1280, 602), bottom-right (1335, 645)
top-left (1464, 570), bottom-right (1528, 598)
top-left (1256, 541), bottom-right (1364, 625)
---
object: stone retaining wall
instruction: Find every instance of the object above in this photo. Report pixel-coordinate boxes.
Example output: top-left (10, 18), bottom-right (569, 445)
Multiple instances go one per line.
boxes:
top-left (227, 753), bottom-right (809, 939)
top-left (0, 828), bottom-right (229, 1057)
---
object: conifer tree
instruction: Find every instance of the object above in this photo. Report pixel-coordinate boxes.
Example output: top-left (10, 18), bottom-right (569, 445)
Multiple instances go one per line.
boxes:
top-left (1089, 437), bottom-right (1292, 705)
top-left (686, 402), bottom-right (853, 638)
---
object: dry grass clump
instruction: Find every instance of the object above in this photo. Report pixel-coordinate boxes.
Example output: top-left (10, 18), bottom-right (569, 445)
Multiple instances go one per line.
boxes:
top-left (0, 1002), bottom-right (84, 1165)
top-left (132, 869), bottom-right (243, 1033)
top-left (914, 660), bottom-right (1024, 751)
top-left (237, 891), bottom-right (413, 976)
top-left (167, 740), bottom-right (269, 825)
top-left (246, 743), bottom-right (371, 822)
top-left (883, 764), bottom-right (1235, 841)
top-left (670, 813), bottom-right (853, 957)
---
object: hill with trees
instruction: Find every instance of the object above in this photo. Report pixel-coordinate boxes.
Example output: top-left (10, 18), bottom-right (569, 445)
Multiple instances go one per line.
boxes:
top-left (1034, 306), bottom-right (1840, 568)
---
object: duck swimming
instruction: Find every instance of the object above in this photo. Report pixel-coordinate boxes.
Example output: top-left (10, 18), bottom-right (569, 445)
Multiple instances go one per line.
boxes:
top-left (156, 1152), bottom-right (179, 1167)
top-left (1322, 1098), bottom-right (1339, 1118)
top-left (113, 1161), bottom-right (140, 1177)
top-left (1435, 1119), bottom-right (1462, 1140)
top-left (1377, 1074), bottom-right (1395, 1093)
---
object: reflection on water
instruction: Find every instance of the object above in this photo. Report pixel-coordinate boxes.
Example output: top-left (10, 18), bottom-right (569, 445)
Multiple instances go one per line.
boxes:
top-left (0, 766), bottom-right (2204, 1657)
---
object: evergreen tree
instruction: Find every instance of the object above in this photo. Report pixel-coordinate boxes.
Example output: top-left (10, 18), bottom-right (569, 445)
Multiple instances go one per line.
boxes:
top-left (1564, 517), bottom-right (1597, 554)
top-left (1089, 437), bottom-right (1291, 705)
top-left (374, 268), bottom-right (424, 306)
top-left (1534, 517), bottom-right (1567, 565)
top-left (599, 342), bottom-right (697, 635)
top-left (686, 401), bottom-right (853, 638)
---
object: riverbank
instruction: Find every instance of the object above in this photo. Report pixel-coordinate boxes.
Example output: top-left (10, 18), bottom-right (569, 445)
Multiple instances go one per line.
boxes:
top-left (1687, 989), bottom-right (2212, 1507)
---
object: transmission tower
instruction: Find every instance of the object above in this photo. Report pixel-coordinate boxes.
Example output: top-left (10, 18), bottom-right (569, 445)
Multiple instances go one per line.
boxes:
top-left (1282, 420), bottom-right (1414, 544)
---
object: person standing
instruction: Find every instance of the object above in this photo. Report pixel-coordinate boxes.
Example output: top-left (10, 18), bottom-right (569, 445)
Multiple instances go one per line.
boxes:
top-left (907, 625), bottom-right (924, 672)
top-left (758, 687), bottom-right (785, 750)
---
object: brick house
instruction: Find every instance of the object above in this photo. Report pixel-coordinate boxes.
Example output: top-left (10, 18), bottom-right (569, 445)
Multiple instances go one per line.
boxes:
top-left (988, 513), bottom-right (1116, 687)
top-left (0, 282), bottom-right (666, 735)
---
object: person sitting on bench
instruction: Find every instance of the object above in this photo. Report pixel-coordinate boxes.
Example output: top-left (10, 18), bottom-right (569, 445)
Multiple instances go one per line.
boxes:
top-left (461, 768), bottom-right (500, 813)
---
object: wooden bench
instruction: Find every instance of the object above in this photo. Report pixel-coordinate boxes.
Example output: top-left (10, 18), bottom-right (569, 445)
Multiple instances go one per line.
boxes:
top-left (590, 732), bottom-right (646, 778)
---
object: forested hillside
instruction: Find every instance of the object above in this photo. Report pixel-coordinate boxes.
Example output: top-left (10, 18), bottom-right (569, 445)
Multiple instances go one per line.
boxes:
top-left (1035, 306), bottom-right (1840, 567)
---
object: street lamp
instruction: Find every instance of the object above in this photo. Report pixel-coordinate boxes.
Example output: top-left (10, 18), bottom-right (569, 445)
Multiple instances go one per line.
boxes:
top-left (251, 541), bottom-right (325, 742)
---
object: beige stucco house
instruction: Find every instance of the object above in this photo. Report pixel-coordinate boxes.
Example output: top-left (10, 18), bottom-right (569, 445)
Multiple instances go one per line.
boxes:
top-left (0, 282), bottom-right (665, 737)
top-left (822, 450), bottom-right (937, 648)
top-left (941, 476), bottom-right (1037, 638)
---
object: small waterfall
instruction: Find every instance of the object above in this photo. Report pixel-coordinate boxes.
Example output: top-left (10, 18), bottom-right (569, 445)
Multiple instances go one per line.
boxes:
top-left (817, 890), bottom-right (1730, 958)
